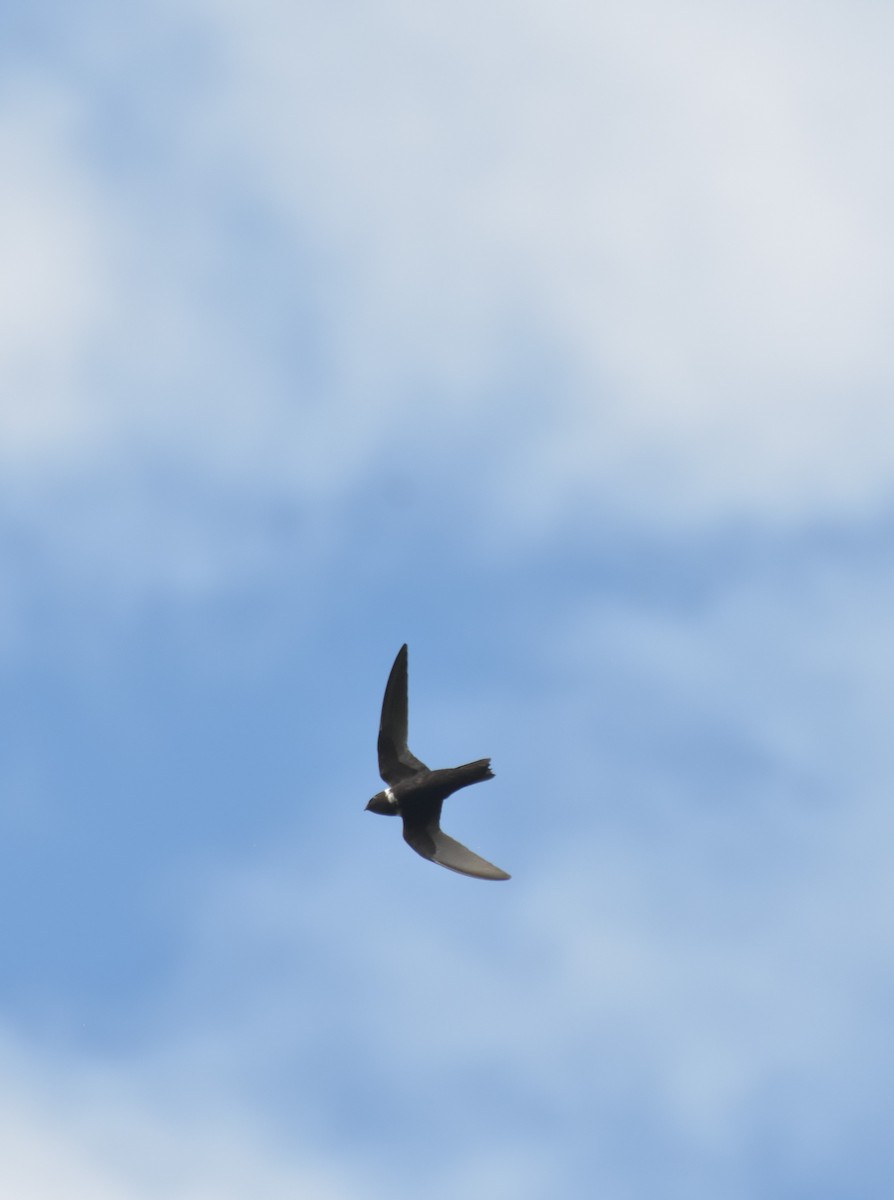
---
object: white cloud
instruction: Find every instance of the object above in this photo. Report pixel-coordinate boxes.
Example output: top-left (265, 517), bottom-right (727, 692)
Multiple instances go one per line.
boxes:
top-left (198, 0), bottom-right (894, 523)
top-left (0, 1032), bottom-right (355, 1200)
top-left (2, 0), bottom-right (893, 609)
top-left (0, 82), bottom-right (112, 469)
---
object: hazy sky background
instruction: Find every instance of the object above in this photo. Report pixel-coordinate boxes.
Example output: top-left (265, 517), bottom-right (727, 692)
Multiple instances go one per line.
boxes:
top-left (2, 2), bottom-right (894, 1197)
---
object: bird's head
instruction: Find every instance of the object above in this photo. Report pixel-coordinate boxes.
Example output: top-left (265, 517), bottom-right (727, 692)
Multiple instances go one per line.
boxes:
top-left (366, 788), bottom-right (399, 816)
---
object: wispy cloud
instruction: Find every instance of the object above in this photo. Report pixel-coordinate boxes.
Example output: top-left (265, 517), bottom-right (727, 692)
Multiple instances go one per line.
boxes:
top-left (1, 1029), bottom-right (356, 1199)
top-left (4, 0), bottom-right (893, 607)
top-left (0, 79), bottom-right (113, 469)
top-left (198, 0), bottom-right (894, 523)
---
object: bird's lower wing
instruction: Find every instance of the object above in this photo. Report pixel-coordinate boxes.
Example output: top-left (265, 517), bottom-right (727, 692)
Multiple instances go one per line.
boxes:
top-left (403, 823), bottom-right (510, 881)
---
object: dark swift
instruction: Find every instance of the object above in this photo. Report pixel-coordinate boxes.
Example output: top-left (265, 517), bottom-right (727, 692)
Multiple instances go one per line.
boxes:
top-left (366, 644), bottom-right (510, 880)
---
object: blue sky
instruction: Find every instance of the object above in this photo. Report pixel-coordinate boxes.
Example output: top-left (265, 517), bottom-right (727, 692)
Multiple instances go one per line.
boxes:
top-left (2, 1), bottom-right (894, 1196)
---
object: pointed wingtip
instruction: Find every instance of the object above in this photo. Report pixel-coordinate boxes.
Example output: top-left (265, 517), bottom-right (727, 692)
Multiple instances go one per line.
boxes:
top-left (436, 858), bottom-right (511, 881)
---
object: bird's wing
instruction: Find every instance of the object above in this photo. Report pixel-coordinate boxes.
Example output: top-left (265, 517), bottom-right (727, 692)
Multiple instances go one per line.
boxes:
top-left (402, 820), bottom-right (510, 881)
top-left (378, 644), bottom-right (429, 784)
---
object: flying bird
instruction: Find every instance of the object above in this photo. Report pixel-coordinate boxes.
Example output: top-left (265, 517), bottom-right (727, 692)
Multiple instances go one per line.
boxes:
top-left (366, 644), bottom-right (510, 880)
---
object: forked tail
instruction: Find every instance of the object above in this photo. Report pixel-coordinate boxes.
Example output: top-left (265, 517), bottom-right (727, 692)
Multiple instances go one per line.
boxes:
top-left (451, 758), bottom-right (494, 788)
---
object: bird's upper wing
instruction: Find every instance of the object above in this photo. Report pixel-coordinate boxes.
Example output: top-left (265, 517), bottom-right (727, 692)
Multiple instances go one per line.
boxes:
top-left (402, 819), bottom-right (510, 881)
top-left (377, 644), bottom-right (429, 785)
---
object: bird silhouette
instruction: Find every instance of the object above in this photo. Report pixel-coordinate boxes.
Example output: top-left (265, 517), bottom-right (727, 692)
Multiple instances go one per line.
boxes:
top-left (365, 645), bottom-right (510, 880)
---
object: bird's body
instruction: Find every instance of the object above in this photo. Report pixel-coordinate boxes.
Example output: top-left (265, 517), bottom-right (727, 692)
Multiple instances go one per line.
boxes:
top-left (366, 645), bottom-right (510, 881)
